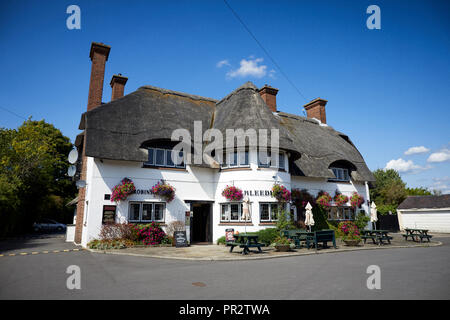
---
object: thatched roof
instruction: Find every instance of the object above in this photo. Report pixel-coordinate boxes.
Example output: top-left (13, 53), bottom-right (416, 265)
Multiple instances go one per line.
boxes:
top-left (77, 81), bottom-right (374, 181)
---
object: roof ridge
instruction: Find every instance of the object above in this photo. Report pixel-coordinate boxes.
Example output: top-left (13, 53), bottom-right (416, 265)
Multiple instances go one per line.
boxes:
top-left (216, 81), bottom-right (258, 105)
top-left (139, 85), bottom-right (217, 103)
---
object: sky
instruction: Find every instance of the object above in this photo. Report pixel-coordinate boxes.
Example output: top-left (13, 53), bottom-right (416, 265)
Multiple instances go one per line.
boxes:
top-left (0, 0), bottom-right (449, 193)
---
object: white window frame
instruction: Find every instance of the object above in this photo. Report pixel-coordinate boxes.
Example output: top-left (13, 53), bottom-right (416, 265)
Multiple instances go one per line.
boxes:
top-left (220, 203), bottom-right (246, 222)
top-left (259, 202), bottom-right (285, 222)
top-left (258, 151), bottom-right (286, 170)
top-left (128, 202), bottom-right (165, 223)
top-left (330, 167), bottom-right (350, 182)
top-left (145, 148), bottom-right (185, 168)
top-left (221, 151), bottom-right (250, 169)
top-left (327, 206), bottom-right (355, 221)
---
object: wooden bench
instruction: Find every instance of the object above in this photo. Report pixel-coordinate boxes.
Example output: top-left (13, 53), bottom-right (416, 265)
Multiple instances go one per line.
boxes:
top-left (281, 230), bottom-right (302, 248)
top-left (227, 234), bottom-right (265, 255)
top-left (361, 234), bottom-right (377, 244)
top-left (402, 229), bottom-right (433, 243)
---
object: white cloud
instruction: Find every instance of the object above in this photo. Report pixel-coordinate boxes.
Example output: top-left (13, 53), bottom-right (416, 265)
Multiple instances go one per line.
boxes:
top-left (427, 148), bottom-right (450, 163)
top-left (216, 60), bottom-right (230, 68)
top-left (385, 158), bottom-right (430, 174)
top-left (431, 177), bottom-right (450, 194)
top-left (226, 58), bottom-right (267, 78)
top-left (404, 146), bottom-right (430, 155)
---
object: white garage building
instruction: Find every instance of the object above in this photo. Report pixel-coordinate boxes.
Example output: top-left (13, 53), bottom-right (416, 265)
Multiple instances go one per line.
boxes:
top-left (397, 195), bottom-right (450, 233)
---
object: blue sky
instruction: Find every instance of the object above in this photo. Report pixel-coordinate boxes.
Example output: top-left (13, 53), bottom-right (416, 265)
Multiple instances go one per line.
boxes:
top-left (0, 0), bottom-right (449, 192)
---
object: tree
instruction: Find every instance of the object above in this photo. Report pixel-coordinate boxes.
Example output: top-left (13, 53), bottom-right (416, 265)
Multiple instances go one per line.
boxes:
top-left (0, 120), bottom-right (77, 236)
top-left (406, 187), bottom-right (432, 196)
top-left (370, 169), bottom-right (407, 215)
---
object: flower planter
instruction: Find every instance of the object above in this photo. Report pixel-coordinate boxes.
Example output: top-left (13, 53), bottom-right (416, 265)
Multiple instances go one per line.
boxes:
top-left (274, 244), bottom-right (290, 252)
top-left (343, 239), bottom-right (361, 246)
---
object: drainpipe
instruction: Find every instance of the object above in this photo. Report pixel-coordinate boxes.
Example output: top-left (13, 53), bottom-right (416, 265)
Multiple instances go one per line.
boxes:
top-left (365, 181), bottom-right (372, 230)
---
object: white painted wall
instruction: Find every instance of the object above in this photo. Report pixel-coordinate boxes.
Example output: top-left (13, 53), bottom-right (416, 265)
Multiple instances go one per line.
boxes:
top-left (397, 209), bottom-right (450, 233)
top-left (79, 151), bottom-right (370, 247)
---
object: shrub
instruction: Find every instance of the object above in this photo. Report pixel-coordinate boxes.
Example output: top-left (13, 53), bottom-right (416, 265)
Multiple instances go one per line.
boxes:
top-left (87, 239), bottom-right (128, 250)
top-left (311, 206), bottom-right (329, 231)
top-left (165, 220), bottom-right (185, 237)
top-left (216, 236), bottom-right (226, 245)
top-left (161, 236), bottom-right (174, 245)
top-left (272, 235), bottom-right (291, 245)
top-left (255, 228), bottom-right (278, 246)
top-left (99, 223), bottom-right (138, 241)
top-left (291, 188), bottom-right (315, 208)
top-left (293, 220), bottom-right (307, 230)
top-left (354, 211), bottom-right (370, 230)
top-left (133, 222), bottom-right (166, 245)
top-left (337, 221), bottom-right (361, 241)
top-left (275, 210), bottom-right (295, 231)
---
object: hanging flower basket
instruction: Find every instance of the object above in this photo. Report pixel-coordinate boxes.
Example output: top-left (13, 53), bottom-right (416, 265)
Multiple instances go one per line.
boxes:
top-left (222, 185), bottom-right (243, 201)
top-left (111, 178), bottom-right (136, 202)
top-left (151, 180), bottom-right (176, 203)
top-left (272, 184), bottom-right (291, 202)
top-left (316, 190), bottom-right (332, 209)
top-left (334, 191), bottom-right (349, 207)
top-left (350, 192), bottom-right (364, 209)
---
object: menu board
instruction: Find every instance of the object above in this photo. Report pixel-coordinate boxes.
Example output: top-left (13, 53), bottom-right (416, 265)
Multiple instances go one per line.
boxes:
top-left (225, 228), bottom-right (235, 242)
top-left (102, 205), bottom-right (116, 224)
top-left (174, 231), bottom-right (188, 247)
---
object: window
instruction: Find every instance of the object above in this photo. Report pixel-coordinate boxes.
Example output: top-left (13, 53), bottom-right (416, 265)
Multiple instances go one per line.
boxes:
top-left (259, 202), bottom-right (286, 222)
top-left (220, 203), bottom-right (247, 222)
top-left (145, 148), bottom-right (185, 168)
top-left (327, 207), bottom-right (355, 220)
top-left (221, 151), bottom-right (250, 169)
top-left (129, 202), bottom-right (165, 223)
top-left (258, 151), bottom-right (286, 170)
top-left (330, 167), bottom-right (350, 182)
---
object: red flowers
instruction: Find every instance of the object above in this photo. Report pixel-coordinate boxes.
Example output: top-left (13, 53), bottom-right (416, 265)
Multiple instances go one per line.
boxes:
top-left (350, 192), bottom-right (364, 208)
top-left (334, 191), bottom-right (349, 207)
top-left (222, 185), bottom-right (243, 201)
top-left (151, 180), bottom-right (175, 203)
top-left (316, 191), bottom-right (332, 209)
top-left (272, 184), bottom-right (291, 202)
top-left (337, 221), bottom-right (360, 241)
top-left (133, 222), bottom-right (166, 246)
top-left (111, 178), bottom-right (136, 202)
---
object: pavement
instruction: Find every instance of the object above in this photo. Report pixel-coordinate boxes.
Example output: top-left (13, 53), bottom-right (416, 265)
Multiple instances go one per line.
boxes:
top-left (1, 233), bottom-right (449, 299)
top-left (86, 232), bottom-right (443, 261)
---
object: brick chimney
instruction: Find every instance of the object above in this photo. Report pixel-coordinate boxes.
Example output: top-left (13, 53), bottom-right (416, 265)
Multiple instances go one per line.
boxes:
top-left (303, 98), bottom-right (328, 124)
top-left (87, 42), bottom-right (110, 111)
top-left (110, 74), bottom-right (128, 101)
top-left (259, 84), bottom-right (279, 112)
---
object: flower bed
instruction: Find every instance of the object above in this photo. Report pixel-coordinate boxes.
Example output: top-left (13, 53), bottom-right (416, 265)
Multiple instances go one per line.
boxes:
top-left (272, 184), bottom-right (291, 202)
top-left (222, 185), bottom-right (243, 201)
top-left (111, 178), bottom-right (136, 202)
top-left (337, 221), bottom-right (361, 243)
top-left (133, 222), bottom-right (167, 246)
top-left (151, 180), bottom-right (175, 202)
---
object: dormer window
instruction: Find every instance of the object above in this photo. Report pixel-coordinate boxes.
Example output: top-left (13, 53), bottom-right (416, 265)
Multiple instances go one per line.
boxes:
top-left (145, 147), bottom-right (185, 168)
top-left (330, 167), bottom-right (350, 182)
top-left (221, 151), bottom-right (249, 169)
top-left (258, 151), bottom-right (286, 170)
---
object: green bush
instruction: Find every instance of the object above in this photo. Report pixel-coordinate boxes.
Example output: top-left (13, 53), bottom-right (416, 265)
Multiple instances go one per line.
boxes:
top-left (354, 211), bottom-right (370, 230)
top-left (312, 206), bottom-right (329, 231)
top-left (255, 228), bottom-right (279, 245)
top-left (216, 236), bottom-right (226, 245)
top-left (275, 210), bottom-right (295, 231)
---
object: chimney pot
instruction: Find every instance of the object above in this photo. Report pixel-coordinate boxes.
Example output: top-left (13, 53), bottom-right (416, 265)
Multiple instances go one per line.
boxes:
top-left (87, 42), bottom-right (111, 111)
top-left (303, 98), bottom-right (328, 124)
top-left (110, 74), bottom-right (128, 101)
top-left (259, 84), bottom-right (279, 112)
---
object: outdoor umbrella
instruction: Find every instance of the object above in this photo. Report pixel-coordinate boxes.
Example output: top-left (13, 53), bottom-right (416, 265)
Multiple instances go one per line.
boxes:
top-left (242, 196), bottom-right (251, 234)
top-left (305, 202), bottom-right (315, 232)
top-left (370, 201), bottom-right (378, 230)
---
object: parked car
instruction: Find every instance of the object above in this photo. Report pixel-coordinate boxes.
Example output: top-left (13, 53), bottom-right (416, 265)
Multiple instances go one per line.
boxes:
top-left (33, 219), bottom-right (66, 232)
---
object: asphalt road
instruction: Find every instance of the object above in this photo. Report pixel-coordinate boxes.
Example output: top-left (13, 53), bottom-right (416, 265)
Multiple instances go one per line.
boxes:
top-left (1, 235), bottom-right (449, 299)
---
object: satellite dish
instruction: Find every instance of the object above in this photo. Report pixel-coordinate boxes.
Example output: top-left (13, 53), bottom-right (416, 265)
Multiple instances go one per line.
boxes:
top-left (68, 149), bottom-right (78, 164)
top-left (76, 180), bottom-right (86, 188)
top-left (67, 165), bottom-right (76, 177)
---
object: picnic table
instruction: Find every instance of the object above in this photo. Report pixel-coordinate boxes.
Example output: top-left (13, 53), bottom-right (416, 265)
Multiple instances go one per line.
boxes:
top-left (296, 230), bottom-right (336, 250)
top-left (226, 233), bottom-right (264, 255)
top-left (295, 230), bottom-right (315, 249)
top-left (361, 230), bottom-right (392, 245)
top-left (403, 228), bottom-right (433, 242)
